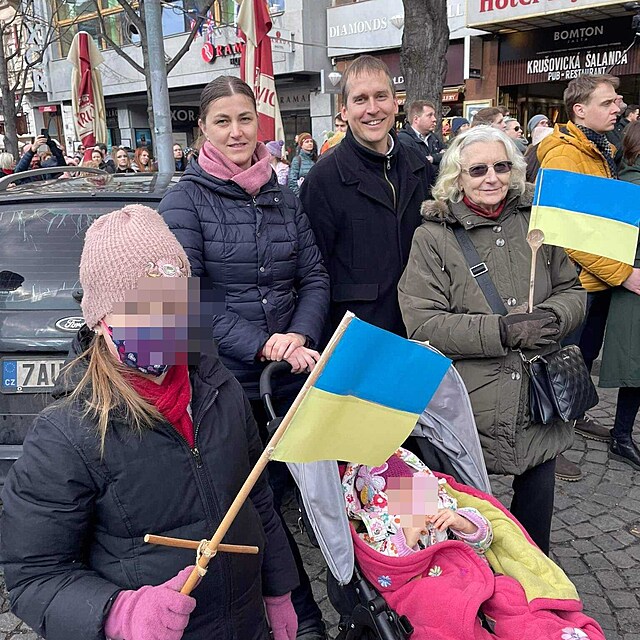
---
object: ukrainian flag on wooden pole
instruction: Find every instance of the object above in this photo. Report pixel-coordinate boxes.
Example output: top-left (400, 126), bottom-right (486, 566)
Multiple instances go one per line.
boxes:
top-left (530, 169), bottom-right (640, 265)
top-left (270, 313), bottom-right (452, 466)
top-left (170, 312), bottom-right (452, 592)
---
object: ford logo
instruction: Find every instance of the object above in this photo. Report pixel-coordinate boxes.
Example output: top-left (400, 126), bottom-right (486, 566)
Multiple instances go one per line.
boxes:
top-left (55, 317), bottom-right (85, 332)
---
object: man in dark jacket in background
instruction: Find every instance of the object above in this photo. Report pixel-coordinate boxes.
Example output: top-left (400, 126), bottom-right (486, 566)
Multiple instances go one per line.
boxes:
top-left (607, 101), bottom-right (638, 166)
top-left (397, 100), bottom-right (445, 180)
top-left (300, 56), bottom-right (431, 338)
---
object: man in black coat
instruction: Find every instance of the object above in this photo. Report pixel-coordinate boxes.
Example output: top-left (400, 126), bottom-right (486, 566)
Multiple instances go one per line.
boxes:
top-left (300, 56), bottom-right (432, 338)
top-left (397, 100), bottom-right (445, 181)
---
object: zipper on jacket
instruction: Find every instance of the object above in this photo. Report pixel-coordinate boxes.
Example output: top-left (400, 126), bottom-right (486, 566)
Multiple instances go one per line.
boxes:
top-left (383, 156), bottom-right (397, 212)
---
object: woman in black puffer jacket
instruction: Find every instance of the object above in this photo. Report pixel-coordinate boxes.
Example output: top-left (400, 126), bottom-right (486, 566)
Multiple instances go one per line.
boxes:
top-left (159, 76), bottom-right (330, 639)
top-left (159, 77), bottom-right (329, 400)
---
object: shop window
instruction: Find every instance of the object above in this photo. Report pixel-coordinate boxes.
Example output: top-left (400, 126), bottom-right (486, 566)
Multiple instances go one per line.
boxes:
top-left (163, 0), bottom-right (189, 36)
top-left (268, 0), bottom-right (285, 15)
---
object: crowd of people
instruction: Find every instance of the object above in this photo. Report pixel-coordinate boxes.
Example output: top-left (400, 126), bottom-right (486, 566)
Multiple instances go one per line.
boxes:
top-left (0, 55), bottom-right (635, 640)
top-left (0, 137), bottom-right (201, 181)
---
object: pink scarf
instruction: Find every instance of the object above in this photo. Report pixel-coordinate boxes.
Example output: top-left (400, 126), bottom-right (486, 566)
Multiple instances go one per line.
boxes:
top-left (198, 140), bottom-right (274, 196)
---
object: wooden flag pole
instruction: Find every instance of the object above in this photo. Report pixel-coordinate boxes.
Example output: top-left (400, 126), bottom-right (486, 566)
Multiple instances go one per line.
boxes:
top-left (144, 534), bottom-right (259, 555)
top-left (527, 229), bottom-right (545, 313)
top-left (177, 312), bottom-right (355, 596)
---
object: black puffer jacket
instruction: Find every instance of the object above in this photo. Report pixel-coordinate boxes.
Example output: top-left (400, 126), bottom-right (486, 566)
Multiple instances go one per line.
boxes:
top-left (1, 329), bottom-right (298, 640)
top-left (159, 160), bottom-right (329, 398)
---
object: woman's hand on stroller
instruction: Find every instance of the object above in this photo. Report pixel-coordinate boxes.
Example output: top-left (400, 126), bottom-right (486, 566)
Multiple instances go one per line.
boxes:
top-left (285, 346), bottom-right (320, 373)
top-left (426, 509), bottom-right (478, 535)
top-left (261, 333), bottom-right (306, 362)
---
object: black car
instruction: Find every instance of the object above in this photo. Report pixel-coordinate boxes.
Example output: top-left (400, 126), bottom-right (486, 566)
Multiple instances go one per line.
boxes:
top-left (0, 169), bottom-right (178, 483)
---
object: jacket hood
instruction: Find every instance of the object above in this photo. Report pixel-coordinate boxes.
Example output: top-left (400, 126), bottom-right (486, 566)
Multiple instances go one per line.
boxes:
top-left (53, 325), bottom-right (231, 399)
top-left (420, 183), bottom-right (535, 225)
top-left (179, 157), bottom-right (279, 199)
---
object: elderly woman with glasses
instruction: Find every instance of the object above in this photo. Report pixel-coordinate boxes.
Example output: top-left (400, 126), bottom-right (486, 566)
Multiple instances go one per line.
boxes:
top-left (398, 126), bottom-right (585, 554)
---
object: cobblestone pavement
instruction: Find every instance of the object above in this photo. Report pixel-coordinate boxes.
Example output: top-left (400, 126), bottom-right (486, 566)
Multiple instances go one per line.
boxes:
top-left (0, 383), bottom-right (638, 639)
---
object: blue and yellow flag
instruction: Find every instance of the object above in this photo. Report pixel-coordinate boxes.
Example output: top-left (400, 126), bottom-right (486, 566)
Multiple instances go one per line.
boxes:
top-left (530, 169), bottom-right (640, 265)
top-left (271, 316), bottom-right (452, 466)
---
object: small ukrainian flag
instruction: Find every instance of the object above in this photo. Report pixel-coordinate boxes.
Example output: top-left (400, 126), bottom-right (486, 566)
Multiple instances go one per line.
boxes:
top-left (531, 169), bottom-right (640, 265)
top-left (271, 315), bottom-right (452, 467)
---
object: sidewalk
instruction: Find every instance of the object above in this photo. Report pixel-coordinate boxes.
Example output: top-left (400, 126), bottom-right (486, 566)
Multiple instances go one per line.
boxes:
top-left (0, 387), bottom-right (637, 639)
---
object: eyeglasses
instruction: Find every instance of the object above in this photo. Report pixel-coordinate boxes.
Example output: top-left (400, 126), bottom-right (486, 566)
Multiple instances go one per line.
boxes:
top-left (513, 126), bottom-right (521, 132)
top-left (462, 161), bottom-right (513, 178)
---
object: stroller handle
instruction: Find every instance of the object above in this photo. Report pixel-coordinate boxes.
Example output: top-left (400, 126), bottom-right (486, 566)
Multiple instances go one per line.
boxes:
top-left (259, 361), bottom-right (293, 422)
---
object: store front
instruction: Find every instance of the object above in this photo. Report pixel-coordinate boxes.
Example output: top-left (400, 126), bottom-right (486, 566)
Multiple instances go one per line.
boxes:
top-left (277, 85), bottom-right (312, 153)
top-left (326, 0), bottom-right (485, 130)
top-left (498, 16), bottom-right (640, 127)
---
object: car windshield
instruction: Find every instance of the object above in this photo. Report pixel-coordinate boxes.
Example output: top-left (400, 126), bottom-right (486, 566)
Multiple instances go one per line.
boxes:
top-left (0, 204), bottom-right (115, 310)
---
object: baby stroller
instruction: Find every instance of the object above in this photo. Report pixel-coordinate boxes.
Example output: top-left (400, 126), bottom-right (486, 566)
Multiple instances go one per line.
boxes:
top-left (259, 344), bottom-right (492, 640)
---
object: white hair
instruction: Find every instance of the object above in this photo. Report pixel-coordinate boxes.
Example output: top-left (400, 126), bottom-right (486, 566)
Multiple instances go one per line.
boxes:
top-left (432, 125), bottom-right (527, 203)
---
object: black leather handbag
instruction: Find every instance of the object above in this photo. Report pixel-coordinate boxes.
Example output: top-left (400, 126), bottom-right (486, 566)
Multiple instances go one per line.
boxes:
top-left (452, 225), bottom-right (598, 426)
top-left (522, 345), bottom-right (599, 425)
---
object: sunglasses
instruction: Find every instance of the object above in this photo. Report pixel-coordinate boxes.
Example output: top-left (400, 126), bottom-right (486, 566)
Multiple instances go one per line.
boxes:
top-left (462, 160), bottom-right (513, 178)
top-left (513, 126), bottom-right (521, 132)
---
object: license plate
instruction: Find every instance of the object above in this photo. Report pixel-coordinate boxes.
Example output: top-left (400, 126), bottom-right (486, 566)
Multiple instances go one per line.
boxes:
top-left (1, 358), bottom-right (65, 393)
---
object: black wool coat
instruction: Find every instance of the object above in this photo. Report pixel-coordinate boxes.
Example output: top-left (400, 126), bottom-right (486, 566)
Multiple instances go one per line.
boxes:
top-left (300, 129), bottom-right (430, 338)
top-left (1, 330), bottom-right (298, 640)
top-left (159, 160), bottom-right (329, 399)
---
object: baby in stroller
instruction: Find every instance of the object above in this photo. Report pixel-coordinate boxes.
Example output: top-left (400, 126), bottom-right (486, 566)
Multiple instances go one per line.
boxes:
top-left (343, 447), bottom-right (605, 640)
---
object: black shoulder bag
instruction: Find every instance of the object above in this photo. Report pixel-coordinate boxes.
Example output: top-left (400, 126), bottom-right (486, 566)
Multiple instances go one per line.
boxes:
top-left (453, 225), bottom-right (598, 425)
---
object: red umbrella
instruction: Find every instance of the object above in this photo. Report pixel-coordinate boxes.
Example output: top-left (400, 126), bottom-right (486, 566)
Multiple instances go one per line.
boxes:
top-left (237, 0), bottom-right (284, 142)
top-left (67, 32), bottom-right (107, 162)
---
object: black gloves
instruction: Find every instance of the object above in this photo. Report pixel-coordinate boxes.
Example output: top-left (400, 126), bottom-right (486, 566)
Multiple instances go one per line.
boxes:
top-left (498, 310), bottom-right (560, 350)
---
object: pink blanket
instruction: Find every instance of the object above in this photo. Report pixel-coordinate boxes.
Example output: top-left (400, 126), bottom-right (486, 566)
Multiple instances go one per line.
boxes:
top-left (353, 474), bottom-right (606, 640)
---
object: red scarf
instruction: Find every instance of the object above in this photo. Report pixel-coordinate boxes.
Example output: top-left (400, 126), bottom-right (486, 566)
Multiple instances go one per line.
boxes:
top-left (198, 140), bottom-right (273, 196)
top-left (463, 195), bottom-right (506, 220)
top-left (128, 365), bottom-right (195, 447)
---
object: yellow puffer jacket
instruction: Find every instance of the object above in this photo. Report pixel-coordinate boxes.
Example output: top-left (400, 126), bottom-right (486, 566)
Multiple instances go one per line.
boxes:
top-left (537, 121), bottom-right (633, 291)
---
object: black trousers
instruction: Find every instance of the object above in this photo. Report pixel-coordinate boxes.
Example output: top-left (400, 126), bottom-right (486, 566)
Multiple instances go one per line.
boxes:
top-left (250, 399), bottom-right (325, 634)
top-left (509, 457), bottom-right (557, 555)
top-left (579, 289), bottom-right (612, 372)
top-left (612, 387), bottom-right (640, 442)
top-left (562, 289), bottom-right (612, 373)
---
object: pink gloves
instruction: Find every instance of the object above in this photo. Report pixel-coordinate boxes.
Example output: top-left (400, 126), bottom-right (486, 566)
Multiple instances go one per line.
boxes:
top-left (105, 566), bottom-right (197, 640)
top-left (264, 593), bottom-right (298, 640)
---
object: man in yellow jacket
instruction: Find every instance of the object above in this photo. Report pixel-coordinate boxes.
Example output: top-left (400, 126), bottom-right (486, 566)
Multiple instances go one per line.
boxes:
top-left (538, 74), bottom-right (640, 476)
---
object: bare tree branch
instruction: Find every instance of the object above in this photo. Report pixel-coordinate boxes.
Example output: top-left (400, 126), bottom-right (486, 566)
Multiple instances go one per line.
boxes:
top-left (100, 25), bottom-right (144, 73)
top-left (90, 0), bottom-right (144, 74)
top-left (113, 0), bottom-right (144, 32)
top-left (166, 0), bottom-right (215, 74)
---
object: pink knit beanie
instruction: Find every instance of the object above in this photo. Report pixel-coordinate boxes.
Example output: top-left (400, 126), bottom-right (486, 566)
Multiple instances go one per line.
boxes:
top-left (80, 204), bottom-right (190, 329)
top-left (381, 453), bottom-right (415, 480)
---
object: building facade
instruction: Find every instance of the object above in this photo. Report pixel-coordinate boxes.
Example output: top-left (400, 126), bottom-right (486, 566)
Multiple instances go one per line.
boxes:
top-left (466, 0), bottom-right (638, 126)
top-left (326, 0), bottom-right (488, 122)
top-left (33, 0), bottom-right (333, 153)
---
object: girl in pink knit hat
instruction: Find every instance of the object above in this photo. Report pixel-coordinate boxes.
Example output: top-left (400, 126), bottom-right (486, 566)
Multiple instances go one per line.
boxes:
top-left (1, 204), bottom-right (299, 640)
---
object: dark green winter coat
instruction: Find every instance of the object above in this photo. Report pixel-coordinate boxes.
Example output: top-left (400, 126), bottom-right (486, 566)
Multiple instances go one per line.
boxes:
top-left (398, 186), bottom-right (586, 476)
top-left (599, 160), bottom-right (640, 387)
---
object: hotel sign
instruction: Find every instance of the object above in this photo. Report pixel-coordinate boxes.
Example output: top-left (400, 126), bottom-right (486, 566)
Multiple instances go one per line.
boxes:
top-left (468, 0), bottom-right (624, 28)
